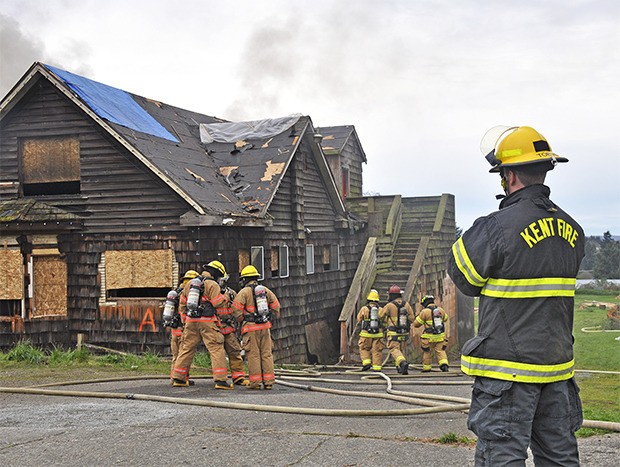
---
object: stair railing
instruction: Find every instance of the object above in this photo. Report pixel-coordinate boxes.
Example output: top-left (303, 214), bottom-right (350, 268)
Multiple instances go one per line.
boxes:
top-left (338, 236), bottom-right (377, 360)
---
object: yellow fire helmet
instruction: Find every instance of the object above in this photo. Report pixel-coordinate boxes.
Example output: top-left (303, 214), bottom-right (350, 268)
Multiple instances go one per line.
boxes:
top-left (240, 265), bottom-right (260, 278)
top-left (480, 125), bottom-right (568, 173)
top-left (367, 289), bottom-right (380, 302)
top-left (182, 270), bottom-right (200, 281)
top-left (205, 260), bottom-right (226, 276)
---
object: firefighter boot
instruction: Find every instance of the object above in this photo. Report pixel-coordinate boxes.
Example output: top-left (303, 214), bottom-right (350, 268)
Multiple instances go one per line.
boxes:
top-left (399, 360), bottom-right (409, 375)
top-left (172, 378), bottom-right (189, 387)
top-left (234, 377), bottom-right (249, 386)
top-left (215, 381), bottom-right (234, 390)
top-left (361, 364), bottom-right (372, 371)
top-left (440, 363), bottom-right (449, 372)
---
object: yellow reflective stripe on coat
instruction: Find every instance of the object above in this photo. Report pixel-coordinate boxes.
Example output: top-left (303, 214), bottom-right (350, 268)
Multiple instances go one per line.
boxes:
top-left (360, 330), bottom-right (384, 338)
top-left (452, 238), bottom-right (487, 287)
top-left (481, 277), bottom-right (576, 298)
top-left (461, 355), bottom-right (575, 383)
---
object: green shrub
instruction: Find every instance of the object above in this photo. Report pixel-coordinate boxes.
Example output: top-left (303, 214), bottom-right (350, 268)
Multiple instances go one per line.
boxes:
top-left (6, 341), bottom-right (46, 364)
top-left (49, 346), bottom-right (91, 365)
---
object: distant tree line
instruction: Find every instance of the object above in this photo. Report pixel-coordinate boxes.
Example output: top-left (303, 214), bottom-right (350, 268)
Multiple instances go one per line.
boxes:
top-left (581, 231), bottom-right (620, 279)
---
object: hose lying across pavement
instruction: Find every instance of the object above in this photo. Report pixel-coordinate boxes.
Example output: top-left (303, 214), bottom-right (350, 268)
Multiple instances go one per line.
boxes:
top-left (0, 369), bottom-right (618, 432)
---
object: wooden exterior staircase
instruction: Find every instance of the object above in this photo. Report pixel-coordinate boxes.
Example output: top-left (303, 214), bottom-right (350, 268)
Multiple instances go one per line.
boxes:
top-left (339, 193), bottom-right (459, 362)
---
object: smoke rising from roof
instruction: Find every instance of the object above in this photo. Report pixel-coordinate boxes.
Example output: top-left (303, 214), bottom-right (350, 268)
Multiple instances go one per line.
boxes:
top-left (0, 12), bottom-right (93, 99)
top-left (0, 13), bottom-right (46, 97)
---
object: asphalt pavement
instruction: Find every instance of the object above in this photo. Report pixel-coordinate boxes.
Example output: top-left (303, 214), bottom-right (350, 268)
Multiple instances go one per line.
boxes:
top-left (0, 369), bottom-right (618, 466)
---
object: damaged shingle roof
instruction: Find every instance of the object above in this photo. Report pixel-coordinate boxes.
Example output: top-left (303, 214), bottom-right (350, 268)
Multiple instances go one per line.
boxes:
top-left (38, 64), bottom-right (315, 219)
top-left (316, 125), bottom-right (367, 162)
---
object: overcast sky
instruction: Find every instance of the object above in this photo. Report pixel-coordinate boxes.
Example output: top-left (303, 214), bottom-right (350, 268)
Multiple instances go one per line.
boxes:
top-left (1, 0), bottom-right (619, 236)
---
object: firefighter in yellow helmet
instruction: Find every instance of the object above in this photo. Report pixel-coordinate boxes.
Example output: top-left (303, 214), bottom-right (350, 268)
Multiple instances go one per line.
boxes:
top-left (232, 265), bottom-right (281, 389)
top-left (171, 260), bottom-right (233, 390)
top-left (356, 289), bottom-right (384, 371)
top-left (448, 126), bottom-right (583, 465)
top-left (381, 285), bottom-right (415, 375)
top-left (413, 294), bottom-right (449, 372)
top-left (162, 269), bottom-right (199, 385)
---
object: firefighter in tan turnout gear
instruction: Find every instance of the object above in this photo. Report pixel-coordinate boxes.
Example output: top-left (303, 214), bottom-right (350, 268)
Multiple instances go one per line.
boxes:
top-left (356, 289), bottom-right (384, 371)
top-left (448, 126), bottom-right (584, 466)
top-left (216, 274), bottom-right (248, 386)
top-left (413, 294), bottom-right (449, 372)
top-left (381, 285), bottom-right (415, 375)
top-left (162, 269), bottom-right (199, 384)
top-left (232, 265), bottom-right (281, 390)
top-left (171, 260), bottom-right (233, 390)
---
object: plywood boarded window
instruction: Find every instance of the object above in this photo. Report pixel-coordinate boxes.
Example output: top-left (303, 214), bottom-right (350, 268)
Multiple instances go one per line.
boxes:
top-left (31, 255), bottom-right (67, 317)
top-left (271, 245), bottom-right (289, 278)
top-left (20, 136), bottom-right (80, 195)
top-left (0, 249), bottom-right (23, 317)
top-left (323, 244), bottom-right (340, 271)
top-left (238, 249), bottom-right (250, 272)
top-left (105, 249), bottom-right (174, 298)
top-left (251, 246), bottom-right (264, 280)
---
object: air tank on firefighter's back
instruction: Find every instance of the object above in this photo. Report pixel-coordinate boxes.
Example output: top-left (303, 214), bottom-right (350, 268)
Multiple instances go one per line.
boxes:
top-left (186, 277), bottom-right (203, 316)
top-left (162, 290), bottom-right (179, 322)
top-left (254, 285), bottom-right (269, 322)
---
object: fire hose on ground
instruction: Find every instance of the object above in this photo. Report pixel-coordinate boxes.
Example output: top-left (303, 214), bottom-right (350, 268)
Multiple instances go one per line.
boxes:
top-left (0, 368), bottom-right (619, 432)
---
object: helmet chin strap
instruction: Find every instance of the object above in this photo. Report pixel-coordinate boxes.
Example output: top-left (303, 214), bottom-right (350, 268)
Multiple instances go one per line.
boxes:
top-left (495, 169), bottom-right (508, 200)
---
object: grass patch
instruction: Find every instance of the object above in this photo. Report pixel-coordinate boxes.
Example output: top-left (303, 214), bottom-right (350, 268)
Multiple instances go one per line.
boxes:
top-left (437, 432), bottom-right (476, 446)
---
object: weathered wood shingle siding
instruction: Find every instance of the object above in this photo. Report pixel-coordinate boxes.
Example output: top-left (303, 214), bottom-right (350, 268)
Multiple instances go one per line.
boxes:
top-left (0, 79), bottom-right (191, 235)
top-left (264, 140), bottom-right (366, 362)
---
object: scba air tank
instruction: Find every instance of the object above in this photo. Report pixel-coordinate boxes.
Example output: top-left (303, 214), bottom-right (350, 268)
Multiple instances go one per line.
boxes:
top-left (432, 308), bottom-right (444, 333)
top-left (369, 306), bottom-right (379, 332)
top-left (254, 285), bottom-right (269, 322)
top-left (162, 290), bottom-right (179, 322)
top-left (186, 278), bottom-right (203, 316)
top-left (398, 306), bottom-right (408, 328)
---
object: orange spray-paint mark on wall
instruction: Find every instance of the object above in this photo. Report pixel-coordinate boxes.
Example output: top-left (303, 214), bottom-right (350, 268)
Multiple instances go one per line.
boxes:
top-left (139, 308), bottom-right (156, 332)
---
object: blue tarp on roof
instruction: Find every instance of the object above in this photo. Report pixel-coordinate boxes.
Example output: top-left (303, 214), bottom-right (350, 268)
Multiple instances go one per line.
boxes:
top-left (45, 64), bottom-right (178, 142)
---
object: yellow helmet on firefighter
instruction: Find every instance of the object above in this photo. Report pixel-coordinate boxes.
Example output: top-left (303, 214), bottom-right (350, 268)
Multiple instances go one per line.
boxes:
top-left (204, 260), bottom-right (226, 277)
top-left (481, 125), bottom-right (568, 173)
top-left (367, 289), bottom-right (380, 302)
top-left (182, 270), bottom-right (200, 281)
top-left (240, 265), bottom-right (260, 278)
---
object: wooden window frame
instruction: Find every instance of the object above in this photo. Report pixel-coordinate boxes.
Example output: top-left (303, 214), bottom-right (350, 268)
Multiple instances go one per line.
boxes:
top-left (305, 244), bottom-right (315, 275)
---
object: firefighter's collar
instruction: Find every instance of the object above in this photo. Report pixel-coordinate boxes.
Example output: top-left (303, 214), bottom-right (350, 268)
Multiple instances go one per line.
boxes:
top-left (499, 184), bottom-right (550, 210)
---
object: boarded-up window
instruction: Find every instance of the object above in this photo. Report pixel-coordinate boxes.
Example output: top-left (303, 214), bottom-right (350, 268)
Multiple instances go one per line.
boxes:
top-left (323, 244), bottom-right (340, 271)
top-left (238, 249), bottom-right (250, 272)
top-left (32, 255), bottom-right (67, 317)
top-left (0, 249), bottom-right (23, 317)
top-left (271, 245), bottom-right (289, 278)
top-left (251, 246), bottom-right (264, 280)
top-left (105, 249), bottom-right (174, 298)
top-left (270, 247), bottom-right (279, 277)
top-left (0, 249), bottom-right (23, 300)
top-left (21, 136), bottom-right (80, 195)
